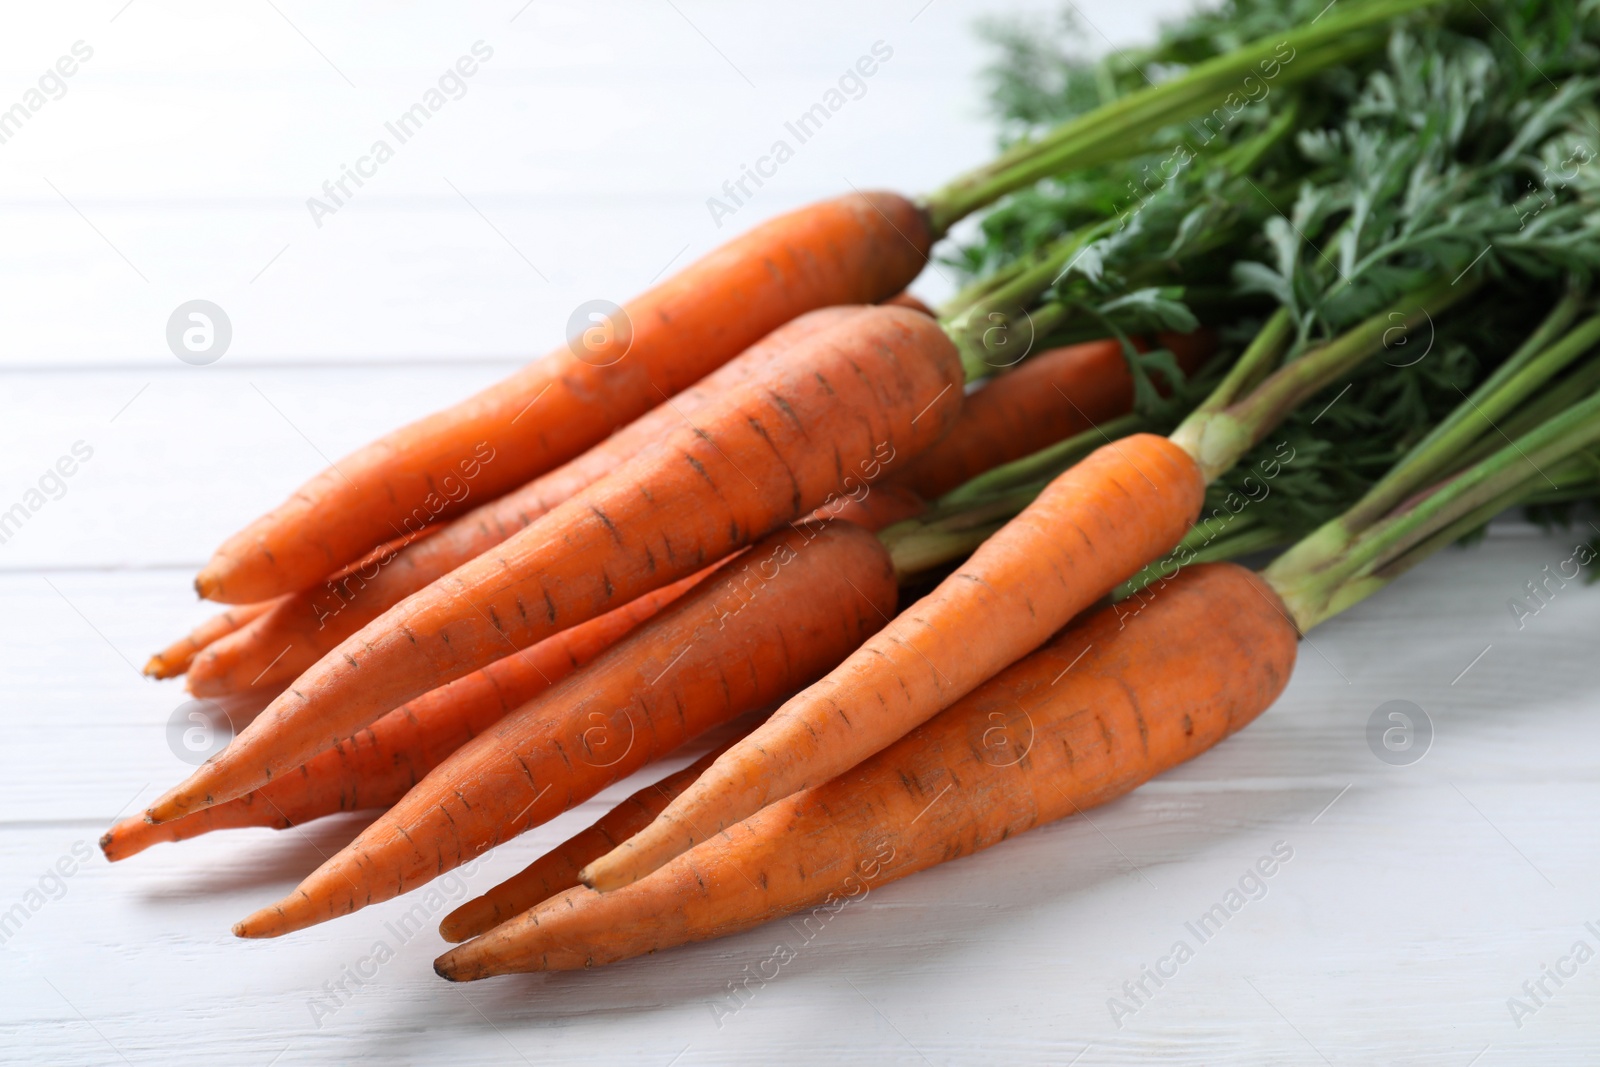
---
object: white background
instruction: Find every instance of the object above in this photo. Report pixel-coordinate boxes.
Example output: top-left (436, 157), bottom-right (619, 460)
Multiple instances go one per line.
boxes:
top-left (2, 2), bottom-right (1598, 1064)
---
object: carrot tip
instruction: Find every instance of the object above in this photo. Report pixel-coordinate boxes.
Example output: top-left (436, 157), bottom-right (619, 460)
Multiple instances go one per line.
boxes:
top-left (437, 910), bottom-right (475, 944)
top-left (577, 856), bottom-right (635, 893)
top-left (142, 655), bottom-right (170, 678)
top-left (143, 797), bottom-right (185, 826)
top-left (145, 776), bottom-right (212, 825)
top-left (233, 911), bottom-right (278, 939)
top-left (433, 957), bottom-right (465, 982)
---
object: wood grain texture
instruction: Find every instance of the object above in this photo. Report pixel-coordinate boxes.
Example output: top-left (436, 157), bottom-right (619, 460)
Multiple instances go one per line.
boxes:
top-left (3, 1), bottom-right (1598, 1063)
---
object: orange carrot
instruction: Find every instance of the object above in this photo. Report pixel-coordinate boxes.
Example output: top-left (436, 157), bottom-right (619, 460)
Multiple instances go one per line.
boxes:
top-left (146, 306), bottom-right (962, 825)
top-left (197, 194), bottom-right (931, 604)
top-left (584, 291), bottom-right (1437, 892)
top-left (103, 570), bottom-right (711, 862)
top-left (439, 728), bottom-right (753, 942)
top-left (185, 307), bottom-right (866, 699)
top-left (143, 599), bottom-right (284, 680)
top-left (435, 562), bottom-right (1297, 977)
top-left (233, 521), bottom-right (897, 937)
top-left (183, 319), bottom-right (1191, 698)
top-left (889, 330), bottom-right (1215, 500)
top-left (581, 431), bottom-right (1204, 890)
top-left (813, 482), bottom-right (928, 532)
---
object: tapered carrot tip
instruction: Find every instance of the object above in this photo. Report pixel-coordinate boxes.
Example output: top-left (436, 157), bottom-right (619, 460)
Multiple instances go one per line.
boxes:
top-left (144, 767), bottom-right (224, 825)
top-left (99, 815), bottom-right (167, 862)
top-left (142, 654), bottom-right (171, 679)
top-left (579, 833), bottom-right (684, 892)
top-left (144, 790), bottom-right (195, 826)
top-left (438, 899), bottom-right (493, 944)
top-left (234, 895), bottom-right (313, 939)
top-left (433, 941), bottom-right (508, 982)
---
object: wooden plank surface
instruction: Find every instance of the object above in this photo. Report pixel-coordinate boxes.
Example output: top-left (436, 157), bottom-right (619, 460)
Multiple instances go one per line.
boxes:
top-left (3, 2), bottom-right (1598, 1064)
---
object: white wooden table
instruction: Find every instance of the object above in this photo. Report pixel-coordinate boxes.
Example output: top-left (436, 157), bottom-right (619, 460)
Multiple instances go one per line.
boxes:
top-left (3, 3), bottom-right (1597, 1063)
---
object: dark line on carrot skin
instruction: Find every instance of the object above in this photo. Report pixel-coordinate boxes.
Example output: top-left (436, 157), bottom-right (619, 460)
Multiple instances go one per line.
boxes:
top-left (590, 506), bottom-right (625, 546)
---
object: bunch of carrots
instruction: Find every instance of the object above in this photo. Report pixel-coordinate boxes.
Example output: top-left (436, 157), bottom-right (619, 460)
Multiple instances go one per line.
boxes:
top-left (108, 0), bottom-right (1600, 982)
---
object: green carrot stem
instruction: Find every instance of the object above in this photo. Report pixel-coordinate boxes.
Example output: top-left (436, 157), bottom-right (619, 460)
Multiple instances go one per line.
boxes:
top-left (940, 413), bottom-right (1146, 506)
top-left (880, 484), bottom-right (1045, 580)
top-left (945, 221), bottom-right (1120, 379)
top-left (886, 521), bottom-right (1007, 582)
top-left (1211, 96), bottom-right (1303, 179)
top-left (920, 0), bottom-right (1439, 235)
top-left (1372, 457), bottom-right (1597, 585)
top-left (1312, 453), bottom-right (1600, 624)
top-left (1344, 394), bottom-right (1600, 573)
top-left (1448, 354), bottom-right (1600, 474)
top-left (1268, 387), bottom-right (1600, 630)
top-left (1114, 521), bottom-right (1283, 600)
top-left (1193, 307), bottom-right (1293, 417)
top-left (1171, 275), bottom-right (1478, 482)
top-left (1266, 295), bottom-right (1598, 580)
top-left (1519, 449), bottom-right (1600, 505)
top-left (1341, 302), bottom-right (1600, 531)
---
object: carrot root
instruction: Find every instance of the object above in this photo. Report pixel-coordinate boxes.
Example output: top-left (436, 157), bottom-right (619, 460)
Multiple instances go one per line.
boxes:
top-left (232, 521), bottom-right (900, 938)
top-left (148, 306), bottom-right (962, 827)
top-left (437, 728), bottom-right (754, 943)
top-left (103, 572), bottom-right (712, 862)
top-left (580, 432), bottom-right (1206, 891)
top-left (197, 193), bottom-right (931, 603)
top-left (143, 598), bottom-right (284, 679)
top-left (435, 562), bottom-right (1297, 978)
top-left (184, 308), bottom-right (869, 698)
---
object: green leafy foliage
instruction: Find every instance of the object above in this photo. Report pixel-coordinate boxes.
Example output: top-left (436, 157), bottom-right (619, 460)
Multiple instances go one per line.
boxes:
top-left (951, 0), bottom-right (1600, 554)
top-left (1210, 291), bottom-right (1550, 539)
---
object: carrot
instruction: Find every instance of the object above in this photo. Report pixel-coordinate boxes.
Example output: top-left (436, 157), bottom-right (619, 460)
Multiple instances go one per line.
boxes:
top-left (184, 306), bottom-right (867, 699)
top-left (186, 324), bottom-right (1201, 697)
top-left (145, 306), bottom-right (962, 825)
top-left (578, 285), bottom-right (1473, 892)
top-left (435, 561), bottom-right (1297, 977)
top-left (439, 727), bottom-right (754, 942)
top-left (232, 521), bottom-right (898, 937)
top-left (812, 482), bottom-right (928, 533)
top-left (103, 570), bottom-right (711, 862)
top-left (888, 330), bottom-right (1215, 501)
top-left (196, 194), bottom-right (931, 604)
top-left (580, 430), bottom-right (1205, 890)
top-left (142, 598), bottom-right (284, 680)
top-left (443, 342), bottom-right (1600, 974)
